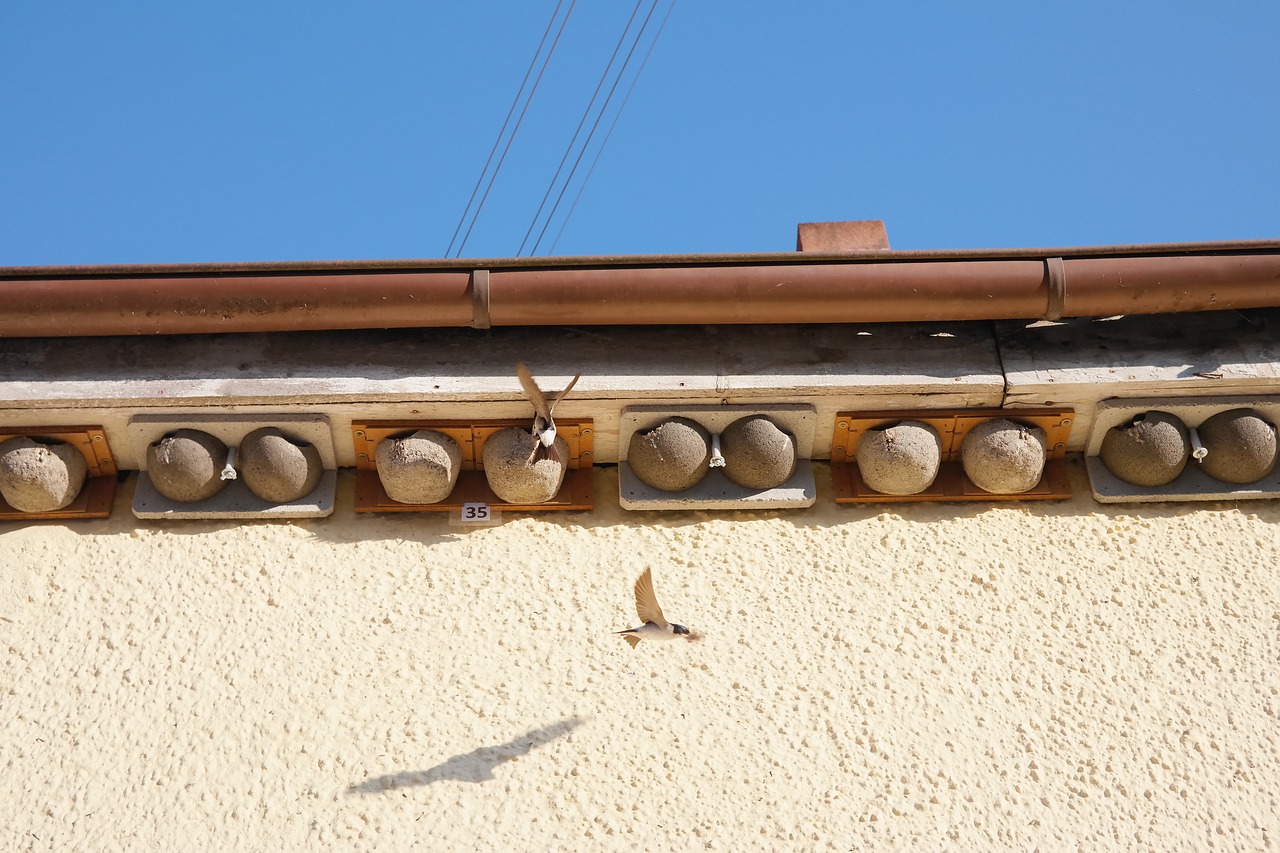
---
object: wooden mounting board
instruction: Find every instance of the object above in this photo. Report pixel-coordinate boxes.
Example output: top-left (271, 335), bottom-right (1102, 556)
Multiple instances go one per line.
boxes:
top-left (0, 425), bottom-right (118, 520)
top-left (354, 468), bottom-right (593, 513)
top-left (831, 458), bottom-right (1072, 503)
top-left (350, 419), bottom-right (594, 513)
top-left (829, 408), bottom-right (1074, 503)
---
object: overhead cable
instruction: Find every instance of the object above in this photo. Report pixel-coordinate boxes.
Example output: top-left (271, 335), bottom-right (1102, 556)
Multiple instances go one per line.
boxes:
top-left (443, 0), bottom-right (564, 258)
top-left (517, 0), bottom-right (647, 256)
top-left (529, 0), bottom-right (664, 256)
top-left (447, 0), bottom-right (576, 258)
top-left (549, 0), bottom-right (677, 255)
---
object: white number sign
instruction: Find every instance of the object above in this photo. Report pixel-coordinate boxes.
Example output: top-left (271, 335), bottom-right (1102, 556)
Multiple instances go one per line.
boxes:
top-left (459, 502), bottom-right (491, 523)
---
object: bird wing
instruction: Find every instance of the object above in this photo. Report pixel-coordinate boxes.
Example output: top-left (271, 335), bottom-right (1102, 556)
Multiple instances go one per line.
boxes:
top-left (515, 361), bottom-right (552, 422)
top-left (546, 373), bottom-right (580, 414)
top-left (633, 568), bottom-right (669, 628)
top-left (621, 633), bottom-right (641, 649)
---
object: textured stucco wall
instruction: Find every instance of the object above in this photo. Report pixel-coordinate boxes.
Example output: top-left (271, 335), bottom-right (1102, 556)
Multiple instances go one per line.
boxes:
top-left (3, 463), bottom-right (1279, 851)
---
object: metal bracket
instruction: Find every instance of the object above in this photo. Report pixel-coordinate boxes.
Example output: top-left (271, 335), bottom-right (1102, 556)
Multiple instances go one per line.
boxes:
top-left (470, 269), bottom-right (491, 330)
top-left (1044, 256), bottom-right (1066, 321)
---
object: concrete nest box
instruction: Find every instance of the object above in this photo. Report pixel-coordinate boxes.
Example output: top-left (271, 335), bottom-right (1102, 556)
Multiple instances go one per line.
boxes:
top-left (720, 415), bottom-right (797, 490)
top-left (854, 420), bottom-right (941, 495)
top-left (627, 417), bottom-right (712, 492)
top-left (960, 418), bottom-right (1047, 494)
top-left (239, 427), bottom-right (324, 503)
top-left (482, 427), bottom-right (567, 504)
top-left (0, 436), bottom-right (89, 512)
top-left (1196, 408), bottom-right (1278, 484)
top-left (375, 430), bottom-right (463, 504)
top-left (147, 429), bottom-right (229, 503)
top-left (1099, 411), bottom-right (1190, 487)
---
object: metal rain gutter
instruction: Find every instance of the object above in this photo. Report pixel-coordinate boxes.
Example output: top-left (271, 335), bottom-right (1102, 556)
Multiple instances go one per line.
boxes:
top-left (2, 239), bottom-right (1279, 337)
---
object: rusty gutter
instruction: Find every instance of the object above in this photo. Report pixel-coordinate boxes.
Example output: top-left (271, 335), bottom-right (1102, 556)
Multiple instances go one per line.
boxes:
top-left (2, 240), bottom-right (1279, 337)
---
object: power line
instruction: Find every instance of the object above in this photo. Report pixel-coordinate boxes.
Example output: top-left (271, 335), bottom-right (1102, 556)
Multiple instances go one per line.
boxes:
top-left (550, 0), bottom-right (677, 255)
top-left (517, 1), bottom-right (647, 257)
top-left (446, 0), bottom-right (576, 258)
top-left (444, 0), bottom-right (564, 258)
top-left (529, 0), bottom-right (663, 256)
top-left (455, 1), bottom-right (576, 258)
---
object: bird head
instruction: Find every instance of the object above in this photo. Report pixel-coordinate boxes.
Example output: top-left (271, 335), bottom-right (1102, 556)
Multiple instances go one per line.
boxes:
top-left (673, 624), bottom-right (702, 642)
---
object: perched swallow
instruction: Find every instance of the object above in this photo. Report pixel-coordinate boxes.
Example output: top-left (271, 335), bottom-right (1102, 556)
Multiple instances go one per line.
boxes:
top-left (615, 567), bottom-right (699, 649)
top-left (515, 361), bottom-right (580, 464)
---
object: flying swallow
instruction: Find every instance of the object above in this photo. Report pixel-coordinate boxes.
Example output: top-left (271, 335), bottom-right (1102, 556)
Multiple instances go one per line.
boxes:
top-left (615, 567), bottom-right (699, 649)
top-left (515, 361), bottom-right (580, 464)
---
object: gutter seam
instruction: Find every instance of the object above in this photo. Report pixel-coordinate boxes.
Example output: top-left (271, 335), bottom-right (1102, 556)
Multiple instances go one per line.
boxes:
top-left (1044, 257), bottom-right (1066, 321)
top-left (470, 270), bottom-right (491, 330)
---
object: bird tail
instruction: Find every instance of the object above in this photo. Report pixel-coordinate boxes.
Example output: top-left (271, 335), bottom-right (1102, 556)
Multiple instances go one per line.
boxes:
top-left (526, 436), bottom-right (562, 466)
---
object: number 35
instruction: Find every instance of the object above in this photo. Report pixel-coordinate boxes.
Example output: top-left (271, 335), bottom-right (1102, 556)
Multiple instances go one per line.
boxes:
top-left (461, 502), bottom-right (491, 522)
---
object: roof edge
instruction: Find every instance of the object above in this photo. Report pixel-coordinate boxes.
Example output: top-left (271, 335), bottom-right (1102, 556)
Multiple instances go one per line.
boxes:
top-left (4, 239), bottom-right (1280, 279)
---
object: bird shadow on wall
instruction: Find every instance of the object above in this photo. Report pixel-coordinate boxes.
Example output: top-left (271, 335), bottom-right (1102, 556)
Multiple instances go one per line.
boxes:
top-left (346, 715), bottom-right (584, 793)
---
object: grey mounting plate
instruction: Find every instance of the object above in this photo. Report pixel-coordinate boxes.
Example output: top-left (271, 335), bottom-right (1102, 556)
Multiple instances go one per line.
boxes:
top-left (618, 404), bottom-right (817, 511)
top-left (129, 413), bottom-right (336, 519)
top-left (1085, 396), bottom-right (1280, 504)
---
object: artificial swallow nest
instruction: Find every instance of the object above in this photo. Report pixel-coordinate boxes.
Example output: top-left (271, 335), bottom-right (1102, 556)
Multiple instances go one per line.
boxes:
top-left (1099, 411), bottom-right (1190, 487)
top-left (960, 418), bottom-right (1047, 494)
top-left (239, 427), bottom-right (324, 503)
top-left (482, 426), bottom-right (567, 504)
top-left (147, 429), bottom-right (228, 503)
top-left (375, 430), bottom-right (462, 504)
top-left (0, 436), bottom-right (88, 512)
top-left (720, 415), bottom-right (797, 490)
top-left (627, 417), bottom-right (712, 492)
top-left (855, 420), bottom-right (941, 495)
top-left (1196, 408), bottom-right (1278, 485)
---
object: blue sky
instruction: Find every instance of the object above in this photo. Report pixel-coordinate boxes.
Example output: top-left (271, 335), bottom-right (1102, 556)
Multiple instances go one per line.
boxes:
top-left (2, 2), bottom-right (1277, 265)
